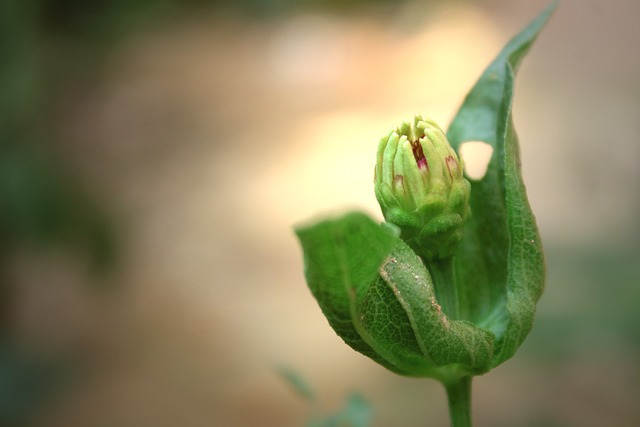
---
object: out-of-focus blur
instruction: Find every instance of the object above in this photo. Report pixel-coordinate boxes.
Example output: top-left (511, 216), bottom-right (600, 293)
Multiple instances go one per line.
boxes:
top-left (1, 0), bottom-right (639, 426)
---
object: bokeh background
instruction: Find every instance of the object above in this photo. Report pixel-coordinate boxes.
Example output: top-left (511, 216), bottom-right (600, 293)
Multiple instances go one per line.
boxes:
top-left (1, 0), bottom-right (639, 426)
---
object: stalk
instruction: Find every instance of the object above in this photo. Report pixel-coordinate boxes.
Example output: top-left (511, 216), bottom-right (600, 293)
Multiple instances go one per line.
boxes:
top-left (426, 257), bottom-right (459, 320)
top-left (444, 376), bottom-right (473, 427)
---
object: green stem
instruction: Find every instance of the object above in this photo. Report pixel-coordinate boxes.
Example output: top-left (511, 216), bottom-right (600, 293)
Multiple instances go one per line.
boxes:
top-left (426, 257), bottom-right (459, 320)
top-left (444, 376), bottom-right (473, 427)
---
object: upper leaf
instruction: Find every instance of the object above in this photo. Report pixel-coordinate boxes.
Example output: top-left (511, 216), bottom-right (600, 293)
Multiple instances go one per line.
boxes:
top-left (446, 2), bottom-right (554, 367)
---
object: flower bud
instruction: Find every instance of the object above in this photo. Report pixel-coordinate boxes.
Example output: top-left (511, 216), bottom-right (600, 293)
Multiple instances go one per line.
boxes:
top-left (374, 115), bottom-right (470, 260)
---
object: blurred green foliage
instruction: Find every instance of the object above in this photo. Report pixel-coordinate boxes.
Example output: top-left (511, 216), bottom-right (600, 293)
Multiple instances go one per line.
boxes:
top-left (279, 366), bottom-right (374, 427)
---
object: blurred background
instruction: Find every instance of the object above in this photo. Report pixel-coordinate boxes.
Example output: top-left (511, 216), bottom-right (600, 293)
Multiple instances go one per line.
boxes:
top-left (1, 0), bottom-right (639, 426)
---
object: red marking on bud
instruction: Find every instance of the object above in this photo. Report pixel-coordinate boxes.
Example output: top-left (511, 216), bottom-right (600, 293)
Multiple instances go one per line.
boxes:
top-left (411, 140), bottom-right (429, 171)
top-left (445, 155), bottom-right (458, 177)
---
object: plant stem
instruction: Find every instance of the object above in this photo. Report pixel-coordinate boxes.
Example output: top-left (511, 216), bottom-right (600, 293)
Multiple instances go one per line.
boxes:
top-left (444, 376), bottom-right (473, 427)
top-left (426, 257), bottom-right (459, 320)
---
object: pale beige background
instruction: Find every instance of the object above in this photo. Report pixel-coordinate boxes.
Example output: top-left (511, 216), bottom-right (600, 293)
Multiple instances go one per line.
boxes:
top-left (10, 0), bottom-right (640, 426)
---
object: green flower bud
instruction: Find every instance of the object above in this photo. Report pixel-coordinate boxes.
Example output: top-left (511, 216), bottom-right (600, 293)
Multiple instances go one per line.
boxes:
top-left (374, 115), bottom-right (471, 260)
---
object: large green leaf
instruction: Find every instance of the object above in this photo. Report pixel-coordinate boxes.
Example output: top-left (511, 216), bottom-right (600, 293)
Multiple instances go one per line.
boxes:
top-left (447, 3), bottom-right (554, 367)
top-left (297, 213), bottom-right (494, 378)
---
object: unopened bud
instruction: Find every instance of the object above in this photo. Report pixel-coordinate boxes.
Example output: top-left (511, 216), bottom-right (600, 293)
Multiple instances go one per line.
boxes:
top-left (374, 115), bottom-right (470, 259)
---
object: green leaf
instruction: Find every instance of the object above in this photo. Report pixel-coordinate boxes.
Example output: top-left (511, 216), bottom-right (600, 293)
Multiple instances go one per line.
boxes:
top-left (295, 212), bottom-right (406, 374)
top-left (446, 2), bottom-right (554, 367)
top-left (370, 238), bottom-right (495, 374)
top-left (296, 213), bottom-right (494, 378)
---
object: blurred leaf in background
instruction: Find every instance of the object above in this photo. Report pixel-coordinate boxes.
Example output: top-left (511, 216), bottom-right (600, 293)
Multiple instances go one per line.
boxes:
top-left (279, 366), bottom-right (374, 427)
